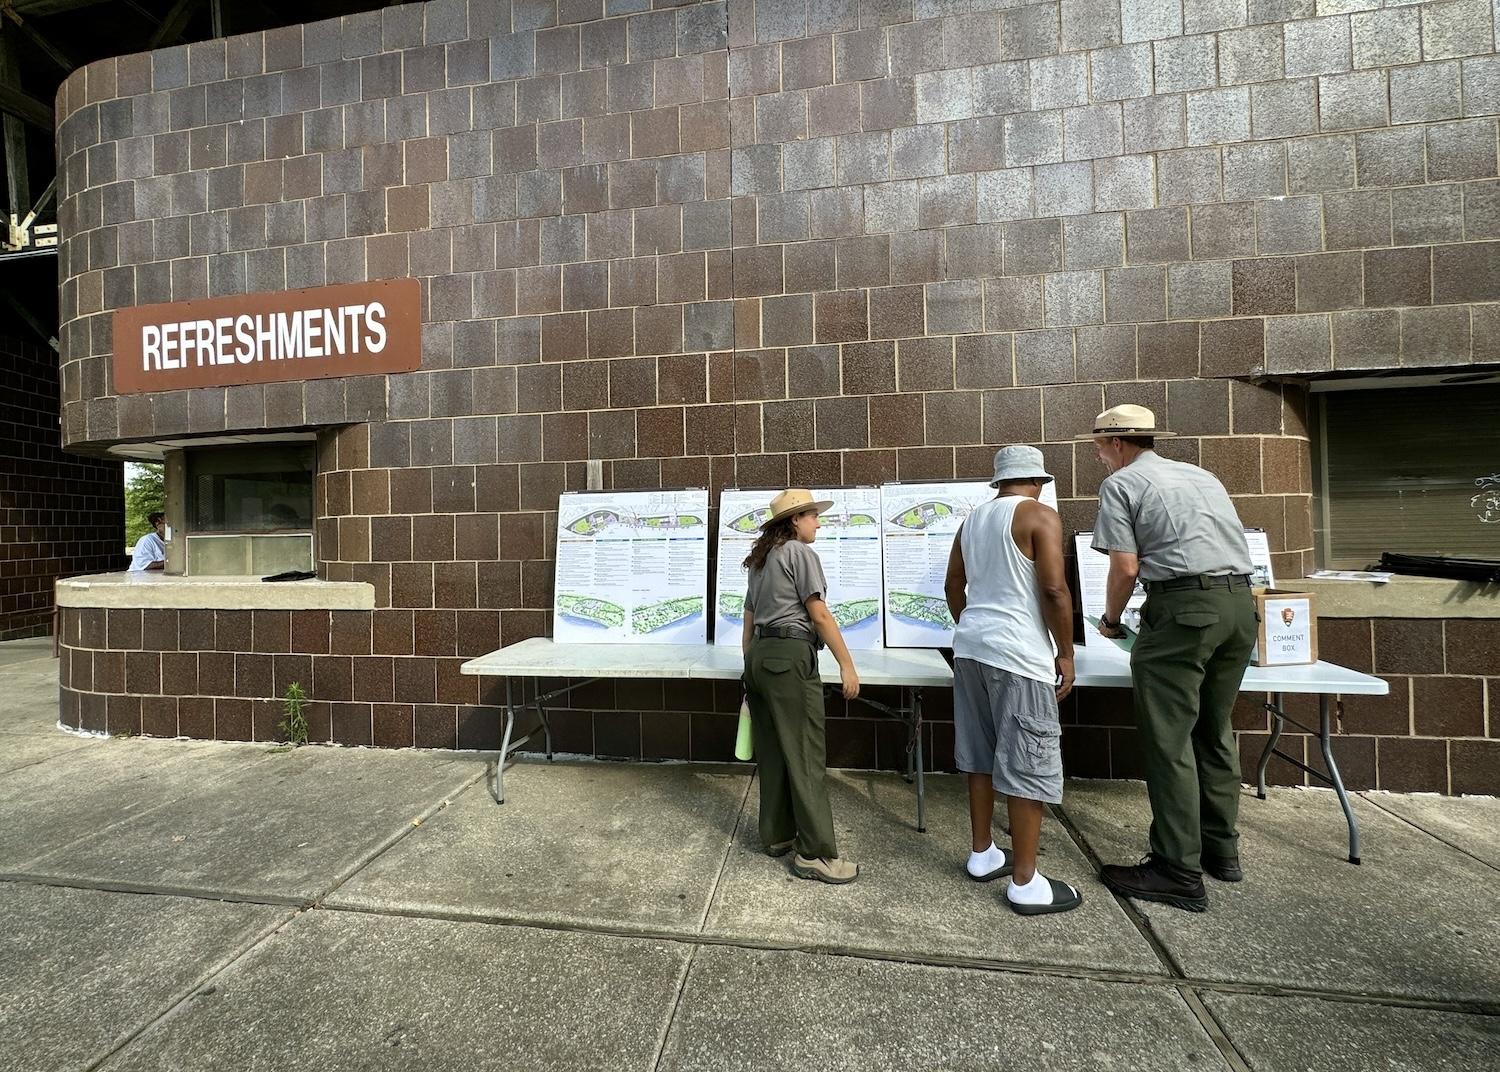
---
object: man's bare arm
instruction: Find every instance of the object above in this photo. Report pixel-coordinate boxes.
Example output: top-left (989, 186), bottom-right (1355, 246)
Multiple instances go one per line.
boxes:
top-left (1025, 502), bottom-right (1075, 700)
top-left (1028, 505), bottom-right (1073, 656)
top-left (943, 522), bottom-right (967, 622)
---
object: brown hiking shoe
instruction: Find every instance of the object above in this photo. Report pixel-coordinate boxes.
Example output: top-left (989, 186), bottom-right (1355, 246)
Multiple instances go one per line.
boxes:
top-left (764, 838), bottom-right (795, 858)
top-left (792, 854), bottom-right (859, 884)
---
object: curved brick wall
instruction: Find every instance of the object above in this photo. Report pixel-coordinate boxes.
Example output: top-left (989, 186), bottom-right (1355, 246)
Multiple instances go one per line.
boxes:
top-left (48, 0), bottom-right (1499, 789)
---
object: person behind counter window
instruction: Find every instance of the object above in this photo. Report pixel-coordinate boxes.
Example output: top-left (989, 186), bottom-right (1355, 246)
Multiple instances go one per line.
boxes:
top-left (128, 512), bottom-right (166, 572)
top-left (741, 489), bottom-right (861, 885)
top-left (1081, 405), bottom-right (1257, 913)
top-left (944, 446), bottom-right (1083, 916)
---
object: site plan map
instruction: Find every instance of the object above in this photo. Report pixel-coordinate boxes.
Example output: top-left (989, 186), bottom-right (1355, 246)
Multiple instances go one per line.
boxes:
top-left (553, 489), bottom-right (709, 644)
top-left (714, 487), bottom-right (884, 649)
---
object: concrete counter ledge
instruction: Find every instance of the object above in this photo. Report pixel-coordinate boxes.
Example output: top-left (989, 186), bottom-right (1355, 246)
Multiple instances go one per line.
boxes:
top-left (1294, 578), bottom-right (1500, 620)
top-left (55, 574), bottom-right (375, 612)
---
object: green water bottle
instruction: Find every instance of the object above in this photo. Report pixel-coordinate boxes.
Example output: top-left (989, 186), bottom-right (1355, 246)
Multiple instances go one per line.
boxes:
top-left (734, 695), bottom-right (754, 761)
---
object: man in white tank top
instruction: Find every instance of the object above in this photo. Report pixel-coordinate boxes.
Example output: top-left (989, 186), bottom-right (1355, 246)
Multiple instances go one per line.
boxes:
top-left (943, 446), bottom-right (1082, 916)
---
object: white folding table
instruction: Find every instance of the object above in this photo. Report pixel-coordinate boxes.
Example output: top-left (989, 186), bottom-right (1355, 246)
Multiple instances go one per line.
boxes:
top-left (460, 640), bottom-right (704, 804)
top-left (460, 638), bottom-right (951, 830)
top-left (462, 638), bottom-right (1387, 861)
top-left (1074, 641), bottom-right (1389, 863)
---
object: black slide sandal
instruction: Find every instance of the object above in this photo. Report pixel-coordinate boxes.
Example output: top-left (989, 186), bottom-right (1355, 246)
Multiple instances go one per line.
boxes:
top-left (1008, 878), bottom-right (1083, 915)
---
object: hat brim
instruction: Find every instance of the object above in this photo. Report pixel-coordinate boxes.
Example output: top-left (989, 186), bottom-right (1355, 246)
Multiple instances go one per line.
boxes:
top-left (990, 473), bottom-right (1054, 487)
top-left (1073, 428), bottom-right (1178, 441)
top-left (761, 499), bottom-right (835, 528)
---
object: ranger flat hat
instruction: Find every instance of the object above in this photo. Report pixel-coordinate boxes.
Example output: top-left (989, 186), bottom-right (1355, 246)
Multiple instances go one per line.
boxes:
top-left (763, 488), bottom-right (834, 528)
top-left (990, 444), bottom-right (1054, 487)
top-left (1075, 403), bottom-right (1177, 440)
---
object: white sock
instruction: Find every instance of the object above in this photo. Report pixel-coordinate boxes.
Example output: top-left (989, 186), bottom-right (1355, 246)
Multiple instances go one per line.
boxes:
top-left (966, 842), bottom-right (1007, 878)
top-left (1008, 869), bottom-right (1071, 906)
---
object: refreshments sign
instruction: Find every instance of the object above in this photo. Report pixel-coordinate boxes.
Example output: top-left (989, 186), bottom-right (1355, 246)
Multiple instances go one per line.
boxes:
top-left (111, 278), bottom-right (422, 394)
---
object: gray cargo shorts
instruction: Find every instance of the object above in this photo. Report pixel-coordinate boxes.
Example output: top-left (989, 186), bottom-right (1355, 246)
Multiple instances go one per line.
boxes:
top-left (953, 658), bottom-right (1063, 805)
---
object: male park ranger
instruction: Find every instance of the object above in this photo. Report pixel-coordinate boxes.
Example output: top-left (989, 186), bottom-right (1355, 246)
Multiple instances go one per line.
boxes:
top-left (1083, 405), bottom-right (1256, 913)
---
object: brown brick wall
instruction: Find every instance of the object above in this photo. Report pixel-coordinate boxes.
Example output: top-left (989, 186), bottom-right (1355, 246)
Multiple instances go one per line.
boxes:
top-left (1, 334), bottom-right (125, 640)
top-left (56, 602), bottom-right (1499, 793)
top-left (47, 1), bottom-right (1500, 791)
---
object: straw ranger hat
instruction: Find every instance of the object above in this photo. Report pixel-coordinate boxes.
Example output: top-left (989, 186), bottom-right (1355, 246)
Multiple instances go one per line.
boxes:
top-left (763, 488), bottom-right (834, 528)
top-left (1074, 403), bottom-right (1177, 441)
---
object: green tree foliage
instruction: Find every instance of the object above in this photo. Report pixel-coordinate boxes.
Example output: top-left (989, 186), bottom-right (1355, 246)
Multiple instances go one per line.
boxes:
top-left (124, 464), bottom-right (165, 547)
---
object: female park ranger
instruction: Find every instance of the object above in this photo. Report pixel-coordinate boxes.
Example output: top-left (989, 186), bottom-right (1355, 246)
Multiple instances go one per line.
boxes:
top-left (741, 489), bottom-right (862, 884)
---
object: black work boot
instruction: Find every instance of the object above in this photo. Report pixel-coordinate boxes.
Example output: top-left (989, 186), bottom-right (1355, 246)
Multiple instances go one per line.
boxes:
top-left (1100, 854), bottom-right (1209, 912)
top-left (1202, 853), bottom-right (1243, 883)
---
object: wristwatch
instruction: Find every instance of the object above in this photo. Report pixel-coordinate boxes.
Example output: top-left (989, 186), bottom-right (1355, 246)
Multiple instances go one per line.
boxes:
top-left (1099, 614), bottom-right (1118, 630)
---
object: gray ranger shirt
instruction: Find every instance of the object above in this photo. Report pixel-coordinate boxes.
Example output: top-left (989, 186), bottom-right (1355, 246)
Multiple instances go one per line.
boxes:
top-left (745, 539), bottom-right (828, 633)
top-left (1091, 451), bottom-right (1253, 582)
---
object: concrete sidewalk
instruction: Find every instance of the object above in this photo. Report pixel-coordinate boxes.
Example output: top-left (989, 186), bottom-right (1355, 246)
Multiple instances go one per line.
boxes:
top-left (1, 641), bottom-right (1496, 1071)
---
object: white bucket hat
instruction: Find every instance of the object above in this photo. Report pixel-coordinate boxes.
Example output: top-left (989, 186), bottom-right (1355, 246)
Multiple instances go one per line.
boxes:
top-left (989, 445), bottom-right (1054, 487)
top-left (1075, 403), bottom-right (1177, 440)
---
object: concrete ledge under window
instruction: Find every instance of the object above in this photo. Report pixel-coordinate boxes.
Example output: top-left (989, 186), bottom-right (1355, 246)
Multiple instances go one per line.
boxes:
top-left (1297, 577), bottom-right (1500, 619)
top-left (55, 573), bottom-right (375, 611)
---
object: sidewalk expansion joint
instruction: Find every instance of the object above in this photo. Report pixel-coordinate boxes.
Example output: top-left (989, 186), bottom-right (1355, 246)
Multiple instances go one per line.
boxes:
top-left (650, 945), bottom-right (699, 1072)
top-left (1358, 792), bottom-right (1500, 875)
top-left (309, 898), bottom-right (1500, 1017)
top-left (1048, 801), bottom-right (1256, 1070)
top-left (79, 907), bottom-right (303, 1072)
top-left (309, 767), bottom-right (489, 908)
top-left (1178, 986), bottom-right (1255, 1072)
top-left (697, 773), bottom-right (754, 931)
top-left (0, 871), bottom-right (314, 909)
top-left (1047, 800), bottom-right (1191, 976)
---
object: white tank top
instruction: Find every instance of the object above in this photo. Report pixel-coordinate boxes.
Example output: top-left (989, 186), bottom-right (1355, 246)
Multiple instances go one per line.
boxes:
top-left (951, 495), bottom-right (1057, 685)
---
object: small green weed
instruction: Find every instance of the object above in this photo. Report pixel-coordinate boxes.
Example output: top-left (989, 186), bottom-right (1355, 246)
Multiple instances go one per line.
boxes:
top-left (278, 681), bottom-right (310, 747)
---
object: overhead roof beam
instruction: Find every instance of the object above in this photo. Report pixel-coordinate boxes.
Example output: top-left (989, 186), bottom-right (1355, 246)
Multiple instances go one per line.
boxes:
top-left (149, 0), bottom-right (201, 49)
top-left (0, 284), bottom-right (59, 351)
top-left (1, 24), bottom-right (28, 217)
top-left (0, 81), bottom-right (50, 131)
top-left (0, 6), bottom-right (76, 73)
top-left (8, 0), bottom-right (115, 16)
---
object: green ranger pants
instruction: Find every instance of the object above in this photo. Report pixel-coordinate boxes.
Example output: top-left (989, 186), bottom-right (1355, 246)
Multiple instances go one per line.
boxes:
top-left (1130, 584), bottom-right (1257, 874)
top-left (744, 636), bottom-right (838, 860)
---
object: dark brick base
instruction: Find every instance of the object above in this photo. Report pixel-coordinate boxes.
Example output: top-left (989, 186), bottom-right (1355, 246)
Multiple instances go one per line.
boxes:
top-left (55, 608), bottom-right (1498, 794)
top-left (1, 334), bottom-right (125, 640)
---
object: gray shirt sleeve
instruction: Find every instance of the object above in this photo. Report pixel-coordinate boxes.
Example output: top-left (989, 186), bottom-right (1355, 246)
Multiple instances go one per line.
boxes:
top-left (783, 541), bottom-right (828, 605)
top-left (1091, 476), bottom-right (1138, 554)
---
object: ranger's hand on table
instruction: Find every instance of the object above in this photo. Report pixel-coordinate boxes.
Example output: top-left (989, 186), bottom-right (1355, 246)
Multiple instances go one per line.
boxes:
top-left (1097, 615), bottom-right (1127, 640)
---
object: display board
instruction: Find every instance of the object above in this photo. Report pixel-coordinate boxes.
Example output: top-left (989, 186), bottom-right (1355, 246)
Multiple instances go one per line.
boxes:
top-left (714, 487), bottom-right (885, 649)
top-left (552, 489), bottom-right (709, 644)
top-left (879, 481), bottom-right (1059, 648)
top-left (1074, 529), bottom-right (1276, 647)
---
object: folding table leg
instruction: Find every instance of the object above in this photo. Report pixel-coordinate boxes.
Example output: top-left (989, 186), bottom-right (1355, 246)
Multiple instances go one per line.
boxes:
top-left (912, 688), bottom-right (926, 834)
top-left (1319, 695), bottom-right (1361, 865)
top-left (1254, 691), bottom-right (1361, 865)
top-left (494, 677), bottom-right (518, 804)
top-left (1255, 691), bottom-right (1285, 800)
